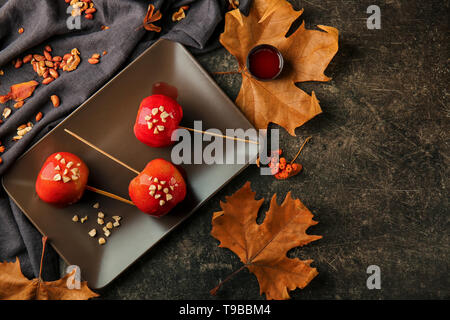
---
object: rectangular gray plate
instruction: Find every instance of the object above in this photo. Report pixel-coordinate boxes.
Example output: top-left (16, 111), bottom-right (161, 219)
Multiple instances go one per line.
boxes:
top-left (2, 39), bottom-right (257, 289)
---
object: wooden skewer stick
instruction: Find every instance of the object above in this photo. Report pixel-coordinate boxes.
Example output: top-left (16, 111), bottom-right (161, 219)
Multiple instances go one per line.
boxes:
top-left (178, 126), bottom-right (259, 145)
top-left (64, 129), bottom-right (140, 175)
top-left (86, 185), bottom-right (135, 206)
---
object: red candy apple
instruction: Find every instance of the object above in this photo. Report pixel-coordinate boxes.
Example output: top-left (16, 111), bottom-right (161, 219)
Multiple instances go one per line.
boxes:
top-left (128, 158), bottom-right (186, 217)
top-left (133, 94), bottom-right (183, 148)
top-left (35, 152), bottom-right (89, 206)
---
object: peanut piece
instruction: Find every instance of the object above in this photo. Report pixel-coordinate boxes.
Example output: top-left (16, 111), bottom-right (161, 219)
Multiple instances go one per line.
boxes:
top-left (51, 95), bottom-right (60, 107)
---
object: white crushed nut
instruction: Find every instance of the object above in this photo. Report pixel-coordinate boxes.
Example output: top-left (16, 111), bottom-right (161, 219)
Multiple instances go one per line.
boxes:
top-left (166, 194), bottom-right (173, 201)
top-left (170, 186), bottom-right (174, 191)
top-left (149, 185), bottom-right (156, 191)
top-left (62, 176), bottom-right (71, 183)
top-left (53, 174), bottom-right (62, 181)
top-left (144, 115), bottom-right (151, 121)
top-left (163, 188), bottom-right (169, 193)
top-left (93, 202), bottom-right (99, 209)
top-left (71, 175), bottom-right (79, 180)
top-left (152, 119), bottom-right (158, 123)
top-left (55, 154), bottom-right (62, 160)
top-left (151, 108), bottom-right (158, 115)
top-left (98, 212), bottom-right (105, 218)
top-left (98, 237), bottom-right (106, 245)
top-left (12, 136), bottom-right (22, 141)
top-left (17, 127), bottom-right (31, 136)
top-left (88, 229), bottom-right (97, 237)
top-left (147, 122), bottom-right (153, 129)
top-left (112, 216), bottom-right (121, 221)
top-left (2, 107), bottom-right (11, 119)
top-left (113, 221), bottom-right (120, 227)
top-left (55, 165), bottom-right (60, 170)
top-left (160, 181), bottom-right (166, 185)
top-left (154, 194), bottom-right (161, 199)
top-left (153, 128), bottom-right (159, 134)
top-left (149, 190), bottom-right (155, 197)
top-left (104, 229), bottom-right (111, 237)
top-left (159, 200), bottom-right (165, 206)
top-left (157, 125), bottom-right (165, 132)
top-left (97, 218), bottom-right (104, 225)
top-left (157, 185), bottom-right (162, 191)
top-left (66, 161), bottom-right (73, 168)
top-left (106, 222), bottom-right (113, 229)
top-left (63, 169), bottom-right (68, 175)
top-left (72, 215), bottom-right (79, 222)
top-left (153, 178), bottom-right (159, 183)
top-left (160, 111), bottom-right (169, 119)
top-left (159, 105), bottom-right (164, 112)
top-left (60, 158), bottom-right (66, 164)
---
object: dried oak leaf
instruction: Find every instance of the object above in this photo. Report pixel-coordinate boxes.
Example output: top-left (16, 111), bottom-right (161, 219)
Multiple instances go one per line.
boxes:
top-left (211, 182), bottom-right (321, 300)
top-left (220, 0), bottom-right (339, 135)
top-left (0, 237), bottom-right (98, 300)
top-left (0, 80), bottom-right (39, 104)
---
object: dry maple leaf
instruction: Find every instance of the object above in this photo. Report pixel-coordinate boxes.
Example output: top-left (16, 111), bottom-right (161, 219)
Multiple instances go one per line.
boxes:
top-left (211, 182), bottom-right (322, 300)
top-left (0, 237), bottom-right (98, 300)
top-left (0, 80), bottom-right (39, 104)
top-left (220, 0), bottom-right (339, 135)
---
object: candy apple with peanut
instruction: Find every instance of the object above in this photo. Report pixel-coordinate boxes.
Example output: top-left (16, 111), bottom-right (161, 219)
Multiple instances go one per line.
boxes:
top-left (128, 158), bottom-right (186, 217)
top-left (35, 152), bottom-right (89, 206)
top-left (133, 94), bottom-right (183, 148)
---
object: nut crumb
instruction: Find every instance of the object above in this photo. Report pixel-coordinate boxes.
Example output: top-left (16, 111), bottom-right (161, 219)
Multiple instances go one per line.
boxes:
top-left (104, 229), bottom-right (111, 237)
top-left (72, 215), bottom-right (79, 222)
top-left (35, 112), bottom-right (43, 122)
top-left (88, 229), bottom-right (97, 237)
top-left (93, 202), bottom-right (99, 209)
top-left (97, 218), bottom-right (104, 225)
top-left (98, 237), bottom-right (106, 245)
top-left (112, 216), bottom-right (121, 221)
top-left (172, 7), bottom-right (186, 22)
top-left (51, 95), bottom-right (60, 107)
top-left (98, 211), bottom-right (105, 218)
top-left (14, 101), bottom-right (25, 109)
top-left (80, 216), bottom-right (88, 223)
top-left (106, 221), bottom-right (113, 229)
top-left (2, 108), bottom-right (12, 119)
top-left (113, 221), bottom-right (120, 228)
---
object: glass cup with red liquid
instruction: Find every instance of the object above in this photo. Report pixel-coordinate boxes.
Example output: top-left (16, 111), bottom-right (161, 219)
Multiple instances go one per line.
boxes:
top-left (246, 44), bottom-right (284, 81)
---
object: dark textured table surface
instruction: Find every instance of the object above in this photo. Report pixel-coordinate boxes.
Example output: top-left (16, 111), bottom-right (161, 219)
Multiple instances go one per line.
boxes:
top-left (95, 0), bottom-right (449, 299)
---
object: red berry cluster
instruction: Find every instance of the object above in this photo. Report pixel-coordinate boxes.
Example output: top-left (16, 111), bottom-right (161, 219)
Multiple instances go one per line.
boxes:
top-left (268, 149), bottom-right (302, 180)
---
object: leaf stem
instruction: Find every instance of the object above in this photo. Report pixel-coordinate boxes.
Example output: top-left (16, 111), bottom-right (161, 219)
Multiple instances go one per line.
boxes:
top-left (290, 136), bottom-right (312, 164)
top-left (210, 264), bottom-right (247, 296)
top-left (38, 236), bottom-right (47, 281)
top-left (35, 236), bottom-right (47, 299)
